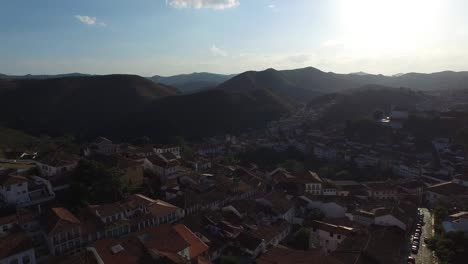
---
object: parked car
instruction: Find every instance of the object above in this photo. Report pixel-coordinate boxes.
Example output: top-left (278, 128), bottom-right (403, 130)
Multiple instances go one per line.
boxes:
top-left (413, 236), bottom-right (420, 242)
top-left (414, 232), bottom-right (421, 237)
top-left (408, 256), bottom-right (416, 263)
top-left (411, 245), bottom-right (419, 254)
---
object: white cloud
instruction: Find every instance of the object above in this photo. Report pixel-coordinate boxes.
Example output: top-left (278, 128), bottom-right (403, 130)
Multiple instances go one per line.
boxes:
top-left (268, 4), bottom-right (275, 8)
top-left (167, 0), bottom-right (239, 10)
top-left (210, 45), bottom-right (228, 56)
top-left (323, 39), bottom-right (342, 47)
top-left (75, 15), bottom-right (106, 26)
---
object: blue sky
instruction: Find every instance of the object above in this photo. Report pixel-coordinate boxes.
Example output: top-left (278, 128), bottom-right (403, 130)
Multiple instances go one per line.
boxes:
top-left (1, 0), bottom-right (467, 76)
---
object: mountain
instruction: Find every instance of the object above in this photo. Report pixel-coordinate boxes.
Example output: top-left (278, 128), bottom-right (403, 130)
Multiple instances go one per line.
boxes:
top-left (149, 72), bottom-right (236, 93)
top-left (0, 73), bottom-right (90, 79)
top-left (0, 74), bottom-right (290, 141)
top-left (335, 71), bottom-right (468, 91)
top-left (308, 85), bottom-right (430, 126)
top-left (218, 67), bottom-right (359, 103)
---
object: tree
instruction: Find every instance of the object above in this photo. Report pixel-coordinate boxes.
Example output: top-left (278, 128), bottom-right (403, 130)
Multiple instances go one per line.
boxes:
top-left (69, 160), bottom-right (127, 209)
top-left (289, 228), bottom-right (311, 250)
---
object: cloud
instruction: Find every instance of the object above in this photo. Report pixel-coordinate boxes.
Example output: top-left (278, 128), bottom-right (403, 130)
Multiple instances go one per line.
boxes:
top-left (210, 45), bottom-right (228, 56)
top-left (268, 4), bottom-right (275, 8)
top-left (167, 0), bottom-right (239, 10)
top-left (75, 15), bottom-right (106, 26)
top-left (323, 39), bottom-right (342, 47)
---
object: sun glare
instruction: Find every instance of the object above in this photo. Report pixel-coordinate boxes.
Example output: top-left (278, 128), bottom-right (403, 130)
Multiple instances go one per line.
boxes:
top-left (339, 0), bottom-right (445, 53)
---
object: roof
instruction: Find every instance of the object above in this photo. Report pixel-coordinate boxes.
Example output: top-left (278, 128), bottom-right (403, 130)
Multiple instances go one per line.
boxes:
top-left (38, 152), bottom-right (79, 167)
top-left (307, 220), bottom-right (354, 236)
top-left (449, 211), bottom-right (468, 219)
top-left (172, 224), bottom-right (209, 259)
top-left (0, 214), bottom-right (17, 226)
top-left (427, 181), bottom-right (468, 196)
top-left (454, 174), bottom-right (468, 181)
top-left (0, 174), bottom-right (28, 186)
top-left (0, 229), bottom-right (33, 259)
top-left (139, 224), bottom-right (189, 254)
top-left (94, 137), bottom-right (112, 145)
top-left (236, 232), bottom-right (263, 251)
top-left (92, 237), bottom-right (151, 264)
top-left (47, 207), bottom-right (81, 234)
top-left (117, 158), bottom-right (143, 170)
top-left (257, 246), bottom-right (343, 264)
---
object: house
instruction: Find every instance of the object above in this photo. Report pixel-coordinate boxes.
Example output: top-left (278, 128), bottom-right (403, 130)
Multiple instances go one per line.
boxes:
top-left (0, 173), bottom-right (55, 207)
top-left (45, 207), bottom-right (83, 256)
top-left (453, 174), bottom-right (468, 187)
top-left (90, 137), bottom-right (119, 156)
top-left (352, 210), bottom-right (375, 226)
top-left (0, 214), bottom-right (17, 237)
top-left (442, 211), bottom-right (468, 233)
top-left (372, 207), bottom-right (409, 231)
top-left (118, 158), bottom-right (145, 187)
top-left (307, 220), bottom-right (355, 254)
top-left (236, 232), bottom-right (266, 258)
top-left (35, 152), bottom-right (79, 177)
top-left (154, 145), bottom-right (181, 158)
top-left (256, 192), bottom-right (295, 223)
top-left (187, 158), bottom-right (212, 172)
top-left (426, 180), bottom-right (468, 206)
top-left (250, 220), bottom-right (291, 247)
top-left (147, 155), bottom-right (180, 182)
top-left (83, 194), bottom-right (184, 242)
top-left (137, 224), bottom-right (209, 263)
top-left (0, 174), bottom-right (30, 206)
top-left (299, 196), bottom-right (347, 219)
top-left (0, 229), bottom-right (37, 264)
top-left (298, 171), bottom-right (324, 196)
top-left (364, 181), bottom-right (397, 200)
top-left (86, 236), bottom-right (152, 264)
top-left (257, 246), bottom-right (343, 264)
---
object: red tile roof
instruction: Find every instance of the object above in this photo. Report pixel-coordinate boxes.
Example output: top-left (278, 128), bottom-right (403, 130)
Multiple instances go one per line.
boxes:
top-left (173, 224), bottom-right (209, 259)
top-left (0, 229), bottom-right (33, 259)
top-left (257, 246), bottom-right (343, 264)
top-left (47, 207), bottom-right (81, 234)
top-left (92, 237), bottom-right (150, 264)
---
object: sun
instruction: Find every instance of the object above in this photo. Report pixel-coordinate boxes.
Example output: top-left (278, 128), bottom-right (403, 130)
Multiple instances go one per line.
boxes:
top-left (338, 0), bottom-right (445, 54)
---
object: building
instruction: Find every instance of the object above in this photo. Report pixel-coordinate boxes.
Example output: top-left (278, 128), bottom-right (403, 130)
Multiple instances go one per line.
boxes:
top-left (90, 137), bottom-right (119, 156)
top-left (45, 207), bottom-right (83, 256)
top-left (87, 236), bottom-right (151, 264)
top-left (257, 246), bottom-right (342, 264)
top-left (364, 182), bottom-right (398, 200)
top-left (443, 212), bottom-right (468, 233)
top-left (308, 220), bottom-right (355, 254)
top-left (137, 224), bottom-right (209, 263)
top-left (154, 145), bottom-right (181, 158)
top-left (426, 179), bottom-right (468, 206)
top-left (0, 230), bottom-right (36, 264)
top-left (35, 152), bottom-right (79, 177)
top-left (0, 174), bottom-right (30, 206)
top-left (117, 158), bottom-right (145, 187)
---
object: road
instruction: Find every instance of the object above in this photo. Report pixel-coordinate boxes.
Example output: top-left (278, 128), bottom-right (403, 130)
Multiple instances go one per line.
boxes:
top-left (413, 208), bottom-right (436, 264)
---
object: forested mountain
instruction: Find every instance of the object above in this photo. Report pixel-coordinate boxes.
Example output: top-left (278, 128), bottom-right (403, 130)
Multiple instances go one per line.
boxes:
top-left (149, 72), bottom-right (236, 93)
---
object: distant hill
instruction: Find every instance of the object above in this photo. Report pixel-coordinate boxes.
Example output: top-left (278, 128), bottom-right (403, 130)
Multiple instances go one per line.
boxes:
top-left (218, 67), bottom-right (359, 103)
top-left (149, 72), bottom-right (236, 93)
top-left (0, 73), bottom-right (90, 80)
top-left (335, 71), bottom-right (468, 91)
top-left (0, 74), bottom-right (290, 141)
top-left (309, 85), bottom-right (430, 125)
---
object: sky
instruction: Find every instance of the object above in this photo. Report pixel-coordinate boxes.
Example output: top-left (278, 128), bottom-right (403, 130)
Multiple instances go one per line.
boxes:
top-left (1, 0), bottom-right (468, 76)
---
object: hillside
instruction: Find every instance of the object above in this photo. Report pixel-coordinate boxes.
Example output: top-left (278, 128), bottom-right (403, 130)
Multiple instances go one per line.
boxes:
top-left (335, 71), bottom-right (468, 91)
top-left (0, 74), bottom-right (291, 141)
top-left (149, 72), bottom-right (236, 93)
top-left (218, 68), bottom-right (331, 103)
top-left (0, 75), bottom-right (179, 137)
top-left (309, 85), bottom-right (430, 126)
top-left (0, 73), bottom-right (90, 79)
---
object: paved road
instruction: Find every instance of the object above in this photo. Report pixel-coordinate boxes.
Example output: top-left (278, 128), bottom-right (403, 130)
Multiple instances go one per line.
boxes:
top-left (414, 208), bottom-right (436, 264)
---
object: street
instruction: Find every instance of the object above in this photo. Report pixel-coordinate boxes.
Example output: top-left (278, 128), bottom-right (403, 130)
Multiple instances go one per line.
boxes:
top-left (414, 208), bottom-right (436, 264)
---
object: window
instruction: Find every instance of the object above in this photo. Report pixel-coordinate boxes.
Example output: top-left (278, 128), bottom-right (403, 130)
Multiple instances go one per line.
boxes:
top-left (9, 258), bottom-right (19, 264)
top-left (337, 235), bottom-right (341, 239)
top-left (329, 232), bottom-right (333, 237)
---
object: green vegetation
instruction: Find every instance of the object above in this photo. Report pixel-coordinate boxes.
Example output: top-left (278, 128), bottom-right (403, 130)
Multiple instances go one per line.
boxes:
top-left (0, 126), bottom-right (37, 148)
top-left (289, 228), bottom-right (311, 250)
top-left (68, 160), bottom-right (128, 209)
top-left (428, 232), bottom-right (468, 264)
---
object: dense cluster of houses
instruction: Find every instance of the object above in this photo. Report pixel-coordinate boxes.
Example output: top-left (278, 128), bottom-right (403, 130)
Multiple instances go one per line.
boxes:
top-left (0, 131), bottom-right (468, 264)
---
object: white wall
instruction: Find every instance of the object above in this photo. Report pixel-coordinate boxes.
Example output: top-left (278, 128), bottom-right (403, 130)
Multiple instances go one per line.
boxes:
top-left (0, 248), bottom-right (36, 264)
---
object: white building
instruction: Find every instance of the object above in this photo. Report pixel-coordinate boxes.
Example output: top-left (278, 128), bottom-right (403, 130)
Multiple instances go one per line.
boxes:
top-left (0, 175), bottom-right (30, 206)
top-left (0, 231), bottom-right (37, 264)
top-left (309, 220), bottom-right (354, 254)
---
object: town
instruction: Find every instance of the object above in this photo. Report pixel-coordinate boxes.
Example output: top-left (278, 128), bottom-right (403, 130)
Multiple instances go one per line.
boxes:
top-left (1, 103), bottom-right (467, 264)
